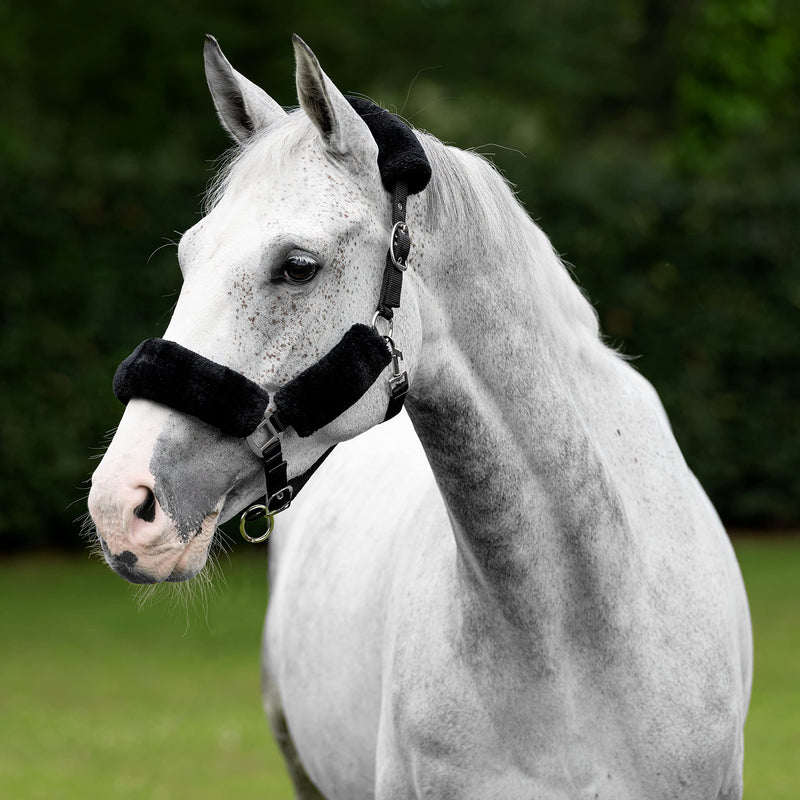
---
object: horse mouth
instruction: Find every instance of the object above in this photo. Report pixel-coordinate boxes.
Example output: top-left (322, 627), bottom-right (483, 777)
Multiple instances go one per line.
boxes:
top-left (97, 508), bottom-right (219, 584)
top-left (100, 544), bottom-right (206, 584)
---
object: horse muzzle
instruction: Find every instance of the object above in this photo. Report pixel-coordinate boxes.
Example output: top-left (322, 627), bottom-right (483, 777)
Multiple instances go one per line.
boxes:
top-left (89, 478), bottom-right (219, 584)
top-left (88, 399), bottom-right (224, 584)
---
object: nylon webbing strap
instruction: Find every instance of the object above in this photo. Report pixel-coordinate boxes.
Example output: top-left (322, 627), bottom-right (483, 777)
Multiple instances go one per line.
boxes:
top-left (377, 182), bottom-right (410, 320)
top-left (261, 419), bottom-right (292, 513)
top-left (383, 379), bottom-right (407, 421)
top-left (289, 445), bottom-right (335, 496)
top-left (375, 181), bottom-right (411, 420)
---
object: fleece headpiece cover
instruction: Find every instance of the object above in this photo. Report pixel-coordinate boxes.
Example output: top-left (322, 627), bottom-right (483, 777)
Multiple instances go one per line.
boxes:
top-left (346, 97), bottom-right (431, 194)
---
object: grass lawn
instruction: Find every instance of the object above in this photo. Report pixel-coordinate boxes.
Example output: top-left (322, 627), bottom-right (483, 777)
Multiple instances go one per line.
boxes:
top-left (0, 548), bottom-right (292, 799)
top-left (1, 535), bottom-right (797, 799)
top-left (734, 536), bottom-right (800, 799)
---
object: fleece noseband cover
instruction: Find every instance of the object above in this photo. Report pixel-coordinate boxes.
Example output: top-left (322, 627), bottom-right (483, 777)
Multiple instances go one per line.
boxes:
top-left (113, 338), bottom-right (270, 438)
top-left (113, 324), bottom-right (391, 439)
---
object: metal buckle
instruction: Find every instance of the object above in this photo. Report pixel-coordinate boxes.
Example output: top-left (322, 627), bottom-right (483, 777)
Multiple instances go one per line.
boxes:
top-left (267, 485), bottom-right (294, 514)
top-left (245, 413), bottom-right (285, 457)
top-left (389, 221), bottom-right (410, 271)
top-left (389, 370), bottom-right (409, 398)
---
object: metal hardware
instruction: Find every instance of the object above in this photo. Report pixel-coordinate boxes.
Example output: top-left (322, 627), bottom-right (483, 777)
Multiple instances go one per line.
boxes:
top-left (389, 370), bottom-right (409, 399)
top-left (388, 341), bottom-right (404, 378)
top-left (389, 221), bottom-right (410, 271)
top-left (239, 504), bottom-right (274, 543)
top-left (245, 413), bottom-right (285, 457)
top-left (384, 336), bottom-right (409, 399)
top-left (242, 410), bottom-right (293, 537)
top-left (371, 310), bottom-right (394, 340)
top-left (267, 485), bottom-right (294, 514)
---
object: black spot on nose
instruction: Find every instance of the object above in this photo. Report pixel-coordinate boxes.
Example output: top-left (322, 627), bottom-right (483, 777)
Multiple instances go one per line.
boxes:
top-left (110, 550), bottom-right (156, 584)
top-left (134, 488), bottom-right (156, 523)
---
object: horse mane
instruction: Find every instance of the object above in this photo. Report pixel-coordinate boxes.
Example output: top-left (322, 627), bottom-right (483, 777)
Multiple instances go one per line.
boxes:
top-left (415, 132), bottom-right (604, 348)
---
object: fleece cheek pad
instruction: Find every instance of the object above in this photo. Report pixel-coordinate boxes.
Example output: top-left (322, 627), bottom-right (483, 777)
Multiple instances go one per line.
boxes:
top-left (112, 324), bottom-right (391, 439)
top-left (273, 323), bottom-right (392, 436)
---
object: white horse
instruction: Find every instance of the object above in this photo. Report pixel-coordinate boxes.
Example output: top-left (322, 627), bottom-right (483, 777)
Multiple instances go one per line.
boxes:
top-left (89, 36), bottom-right (752, 799)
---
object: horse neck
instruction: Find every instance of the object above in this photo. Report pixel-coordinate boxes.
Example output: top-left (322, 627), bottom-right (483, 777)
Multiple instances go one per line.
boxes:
top-left (405, 145), bottom-right (636, 633)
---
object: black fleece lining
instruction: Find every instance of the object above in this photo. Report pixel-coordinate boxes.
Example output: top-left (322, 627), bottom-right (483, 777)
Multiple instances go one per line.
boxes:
top-left (113, 338), bottom-right (270, 438)
top-left (113, 325), bottom-right (391, 440)
top-left (275, 324), bottom-right (391, 437)
top-left (347, 97), bottom-right (431, 195)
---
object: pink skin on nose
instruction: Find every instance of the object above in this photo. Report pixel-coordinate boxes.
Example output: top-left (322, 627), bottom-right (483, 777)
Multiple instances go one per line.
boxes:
top-left (88, 400), bottom-right (216, 583)
top-left (89, 475), bottom-right (216, 583)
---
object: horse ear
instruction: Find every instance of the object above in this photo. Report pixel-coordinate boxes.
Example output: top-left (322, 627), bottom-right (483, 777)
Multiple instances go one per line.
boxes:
top-left (204, 35), bottom-right (286, 144)
top-left (292, 35), bottom-right (376, 164)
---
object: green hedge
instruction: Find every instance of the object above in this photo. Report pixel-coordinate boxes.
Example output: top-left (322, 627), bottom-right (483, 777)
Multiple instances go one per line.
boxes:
top-left (2, 0), bottom-right (798, 547)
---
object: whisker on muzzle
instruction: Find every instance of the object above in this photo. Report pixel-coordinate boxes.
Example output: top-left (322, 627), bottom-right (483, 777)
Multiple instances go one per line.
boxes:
top-left (130, 525), bottom-right (227, 625)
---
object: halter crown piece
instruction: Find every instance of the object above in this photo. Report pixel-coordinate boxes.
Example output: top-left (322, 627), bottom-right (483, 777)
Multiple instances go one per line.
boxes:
top-left (112, 99), bottom-right (432, 542)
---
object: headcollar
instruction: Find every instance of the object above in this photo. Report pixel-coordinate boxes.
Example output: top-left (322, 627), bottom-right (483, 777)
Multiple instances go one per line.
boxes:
top-left (112, 99), bottom-right (431, 539)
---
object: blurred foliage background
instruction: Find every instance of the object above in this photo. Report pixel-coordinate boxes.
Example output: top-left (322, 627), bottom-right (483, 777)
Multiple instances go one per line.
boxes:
top-left (1, 0), bottom-right (799, 548)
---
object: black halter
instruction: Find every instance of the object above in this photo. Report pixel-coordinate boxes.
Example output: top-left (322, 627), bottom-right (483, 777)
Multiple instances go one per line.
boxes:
top-left (112, 99), bottom-right (431, 539)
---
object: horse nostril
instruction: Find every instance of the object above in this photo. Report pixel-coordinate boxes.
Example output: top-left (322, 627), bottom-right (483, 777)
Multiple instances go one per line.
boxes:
top-left (134, 488), bottom-right (157, 523)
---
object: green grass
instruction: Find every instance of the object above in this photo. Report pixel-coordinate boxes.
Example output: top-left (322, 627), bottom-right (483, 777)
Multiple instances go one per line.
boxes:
top-left (0, 550), bottom-right (293, 799)
top-left (1, 536), bottom-right (797, 799)
top-left (734, 536), bottom-right (800, 799)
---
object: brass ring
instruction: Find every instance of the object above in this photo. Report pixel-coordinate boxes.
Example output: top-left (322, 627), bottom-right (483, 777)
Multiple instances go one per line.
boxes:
top-left (239, 504), bottom-right (274, 543)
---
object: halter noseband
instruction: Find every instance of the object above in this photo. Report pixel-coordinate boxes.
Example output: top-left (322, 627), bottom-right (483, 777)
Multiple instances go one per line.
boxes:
top-left (112, 99), bottom-right (431, 541)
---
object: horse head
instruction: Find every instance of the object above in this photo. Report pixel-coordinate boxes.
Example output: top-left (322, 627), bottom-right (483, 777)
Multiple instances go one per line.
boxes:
top-left (88, 36), bottom-right (428, 583)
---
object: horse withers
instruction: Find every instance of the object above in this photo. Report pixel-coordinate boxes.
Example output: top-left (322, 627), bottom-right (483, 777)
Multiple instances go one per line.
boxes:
top-left (88, 35), bottom-right (752, 800)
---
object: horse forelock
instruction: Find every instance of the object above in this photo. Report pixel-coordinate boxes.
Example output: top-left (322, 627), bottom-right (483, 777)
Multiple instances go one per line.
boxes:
top-left (203, 111), bottom-right (320, 213)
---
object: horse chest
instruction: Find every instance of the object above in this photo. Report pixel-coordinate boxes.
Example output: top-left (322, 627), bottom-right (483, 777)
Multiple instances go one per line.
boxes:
top-left (266, 505), bottom-right (620, 799)
top-left (264, 445), bottom-right (745, 800)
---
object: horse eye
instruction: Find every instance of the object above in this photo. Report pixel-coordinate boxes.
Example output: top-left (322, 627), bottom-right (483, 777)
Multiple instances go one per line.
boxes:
top-left (282, 254), bottom-right (319, 285)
